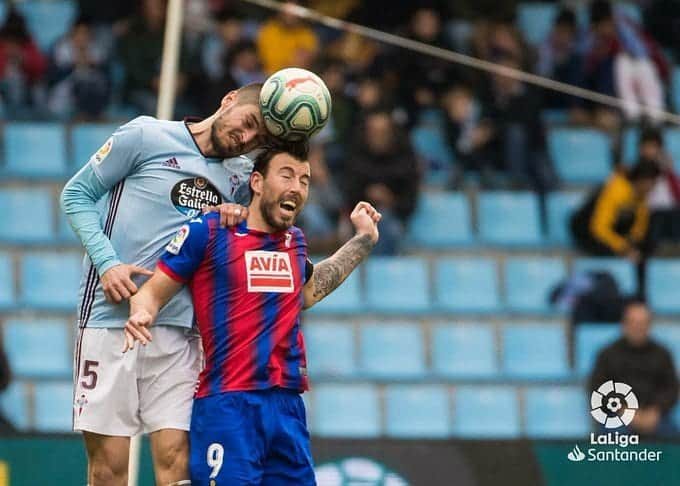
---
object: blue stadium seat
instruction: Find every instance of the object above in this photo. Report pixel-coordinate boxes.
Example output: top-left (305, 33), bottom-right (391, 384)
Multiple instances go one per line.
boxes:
top-left (524, 386), bottom-right (590, 438)
top-left (663, 128), bottom-right (680, 173)
top-left (0, 382), bottom-right (29, 430)
top-left (0, 252), bottom-right (14, 309)
top-left (453, 386), bottom-right (520, 438)
top-left (359, 322), bottom-right (426, 379)
top-left (365, 257), bottom-right (430, 313)
top-left (306, 269), bottom-right (361, 314)
top-left (575, 324), bottom-right (620, 377)
top-left (516, 3), bottom-right (558, 45)
top-left (303, 320), bottom-right (355, 378)
top-left (16, 1), bottom-right (77, 52)
top-left (478, 192), bottom-right (542, 246)
top-left (34, 382), bottom-right (75, 433)
top-left (312, 384), bottom-right (380, 437)
top-left (0, 188), bottom-right (54, 243)
top-left (647, 259), bottom-right (680, 314)
top-left (572, 257), bottom-right (636, 296)
top-left (546, 191), bottom-right (586, 245)
top-left (502, 323), bottom-right (569, 379)
top-left (71, 123), bottom-right (119, 169)
top-left (3, 123), bottom-right (68, 177)
top-left (548, 128), bottom-right (612, 183)
top-left (652, 324), bottom-right (680, 367)
top-left (385, 385), bottom-right (450, 438)
top-left (431, 322), bottom-right (497, 379)
top-left (434, 258), bottom-right (500, 313)
top-left (616, 2), bottom-right (642, 23)
top-left (20, 252), bottom-right (82, 310)
top-left (407, 192), bottom-right (473, 248)
top-left (3, 318), bottom-right (71, 378)
top-left (410, 110), bottom-right (455, 186)
top-left (673, 68), bottom-right (680, 116)
top-left (621, 126), bottom-right (639, 165)
top-left (504, 257), bottom-right (566, 314)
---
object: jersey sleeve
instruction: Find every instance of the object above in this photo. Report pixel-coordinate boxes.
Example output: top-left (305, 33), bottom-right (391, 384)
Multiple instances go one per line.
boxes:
top-left (88, 116), bottom-right (150, 189)
top-left (158, 217), bottom-right (211, 283)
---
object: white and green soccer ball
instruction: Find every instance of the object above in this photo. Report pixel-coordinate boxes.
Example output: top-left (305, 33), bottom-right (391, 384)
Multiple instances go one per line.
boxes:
top-left (314, 457), bottom-right (409, 486)
top-left (259, 67), bottom-right (332, 141)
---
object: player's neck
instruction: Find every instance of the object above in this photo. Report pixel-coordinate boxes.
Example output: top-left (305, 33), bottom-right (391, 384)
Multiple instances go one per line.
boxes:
top-left (187, 116), bottom-right (217, 157)
top-left (246, 210), bottom-right (278, 234)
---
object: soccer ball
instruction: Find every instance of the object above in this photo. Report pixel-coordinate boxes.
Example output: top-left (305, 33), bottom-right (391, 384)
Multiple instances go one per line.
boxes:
top-left (259, 67), bottom-right (332, 141)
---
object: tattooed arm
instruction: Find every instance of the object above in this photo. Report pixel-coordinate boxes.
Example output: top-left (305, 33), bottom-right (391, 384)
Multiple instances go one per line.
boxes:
top-left (303, 202), bottom-right (381, 309)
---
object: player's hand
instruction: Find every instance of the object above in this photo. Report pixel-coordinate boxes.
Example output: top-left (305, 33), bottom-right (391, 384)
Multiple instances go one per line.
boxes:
top-left (350, 201), bottom-right (381, 244)
top-left (202, 203), bottom-right (249, 227)
top-left (101, 264), bottom-right (154, 304)
top-left (122, 309), bottom-right (154, 353)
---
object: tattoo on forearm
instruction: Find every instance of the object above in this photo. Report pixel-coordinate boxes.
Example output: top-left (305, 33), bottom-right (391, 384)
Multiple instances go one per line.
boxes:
top-left (311, 234), bottom-right (374, 302)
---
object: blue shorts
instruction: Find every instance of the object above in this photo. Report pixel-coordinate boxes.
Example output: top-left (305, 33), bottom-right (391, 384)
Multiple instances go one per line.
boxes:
top-left (189, 387), bottom-right (315, 485)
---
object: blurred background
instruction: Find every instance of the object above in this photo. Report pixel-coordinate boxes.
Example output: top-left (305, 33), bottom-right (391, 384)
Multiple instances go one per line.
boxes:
top-left (1, 0), bottom-right (680, 484)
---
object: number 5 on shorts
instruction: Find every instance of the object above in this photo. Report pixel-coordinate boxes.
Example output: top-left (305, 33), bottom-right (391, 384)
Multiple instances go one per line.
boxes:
top-left (207, 443), bottom-right (224, 479)
top-left (81, 360), bottom-right (99, 389)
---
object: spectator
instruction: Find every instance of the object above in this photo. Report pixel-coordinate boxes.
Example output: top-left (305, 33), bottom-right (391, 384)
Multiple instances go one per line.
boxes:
top-left (0, 8), bottom-right (47, 115)
top-left (583, 0), bottom-right (669, 125)
top-left (344, 110), bottom-right (419, 255)
top-left (199, 9), bottom-right (246, 82)
top-left (537, 8), bottom-right (583, 111)
top-left (118, 0), bottom-right (189, 114)
top-left (480, 55), bottom-right (556, 191)
top-left (256, 1), bottom-right (318, 74)
top-left (47, 18), bottom-right (111, 119)
top-left (0, 334), bottom-right (12, 433)
top-left (636, 127), bottom-right (680, 244)
top-left (589, 299), bottom-right (679, 437)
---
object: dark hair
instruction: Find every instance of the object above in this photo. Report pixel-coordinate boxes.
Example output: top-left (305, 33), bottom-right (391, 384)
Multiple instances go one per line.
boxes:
top-left (623, 296), bottom-right (648, 312)
top-left (590, 0), bottom-right (613, 26)
top-left (252, 141), bottom-right (309, 176)
top-left (555, 8), bottom-right (577, 29)
top-left (0, 8), bottom-right (31, 43)
top-left (234, 82), bottom-right (263, 107)
top-left (639, 127), bottom-right (663, 147)
top-left (627, 159), bottom-right (661, 181)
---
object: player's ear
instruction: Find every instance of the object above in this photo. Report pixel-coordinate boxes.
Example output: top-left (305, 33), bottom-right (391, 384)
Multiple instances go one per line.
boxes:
top-left (250, 171), bottom-right (264, 196)
top-left (220, 90), bottom-right (239, 109)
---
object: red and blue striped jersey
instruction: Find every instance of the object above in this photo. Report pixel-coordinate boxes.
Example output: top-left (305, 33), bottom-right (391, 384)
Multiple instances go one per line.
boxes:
top-left (158, 213), bottom-right (309, 398)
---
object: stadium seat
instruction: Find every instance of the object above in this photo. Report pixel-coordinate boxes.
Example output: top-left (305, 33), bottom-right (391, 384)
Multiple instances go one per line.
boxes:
top-left (34, 382), bottom-right (75, 433)
top-left (385, 385), bottom-right (450, 438)
top-left (312, 384), bottom-right (380, 437)
top-left (653, 324), bottom-right (680, 367)
top-left (410, 110), bottom-right (455, 186)
top-left (434, 258), bottom-right (500, 313)
top-left (0, 382), bottom-right (29, 430)
top-left (16, 1), bottom-right (77, 52)
top-left (663, 128), bottom-right (680, 173)
top-left (547, 128), bottom-right (612, 183)
top-left (452, 386), bottom-right (520, 438)
top-left (621, 126), bottom-right (639, 165)
top-left (431, 322), bottom-right (497, 379)
top-left (3, 318), bottom-right (71, 378)
top-left (407, 192), bottom-right (473, 248)
top-left (572, 257), bottom-right (637, 296)
top-left (478, 192), bottom-right (542, 246)
top-left (303, 320), bottom-right (356, 378)
top-left (524, 386), bottom-right (590, 438)
top-left (647, 259), bottom-right (680, 314)
top-left (359, 322), bottom-right (426, 379)
top-left (71, 123), bottom-right (119, 169)
top-left (546, 190), bottom-right (586, 245)
top-left (306, 269), bottom-right (361, 314)
top-left (0, 188), bottom-right (54, 243)
top-left (20, 252), bottom-right (82, 310)
top-left (502, 323), bottom-right (569, 379)
top-left (616, 2), bottom-right (642, 23)
top-left (0, 252), bottom-right (14, 309)
top-left (365, 257), bottom-right (430, 313)
top-left (673, 68), bottom-right (680, 116)
top-left (516, 3), bottom-right (558, 45)
top-left (3, 123), bottom-right (68, 177)
top-left (574, 324), bottom-right (620, 377)
top-left (504, 257), bottom-right (566, 314)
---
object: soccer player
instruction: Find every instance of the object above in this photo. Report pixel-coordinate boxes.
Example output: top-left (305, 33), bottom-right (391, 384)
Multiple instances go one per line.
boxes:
top-left (123, 146), bottom-right (381, 484)
top-left (61, 83), bottom-right (272, 486)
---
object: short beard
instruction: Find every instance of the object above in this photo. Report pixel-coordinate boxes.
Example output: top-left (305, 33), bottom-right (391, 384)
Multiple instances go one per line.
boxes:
top-left (210, 120), bottom-right (238, 158)
top-left (260, 197), bottom-right (294, 231)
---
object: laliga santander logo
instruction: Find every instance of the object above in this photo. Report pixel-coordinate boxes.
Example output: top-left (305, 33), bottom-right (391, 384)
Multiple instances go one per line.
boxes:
top-left (590, 380), bottom-right (638, 429)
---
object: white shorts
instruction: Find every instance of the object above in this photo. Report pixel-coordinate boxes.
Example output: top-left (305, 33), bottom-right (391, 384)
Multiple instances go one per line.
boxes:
top-left (73, 325), bottom-right (201, 437)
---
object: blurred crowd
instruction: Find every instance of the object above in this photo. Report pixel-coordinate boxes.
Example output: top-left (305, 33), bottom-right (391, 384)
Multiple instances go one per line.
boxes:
top-left (2, 0), bottom-right (680, 259)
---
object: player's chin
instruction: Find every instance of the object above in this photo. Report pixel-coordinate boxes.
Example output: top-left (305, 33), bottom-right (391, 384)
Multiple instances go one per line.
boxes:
top-left (276, 208), bottom-right (297, 227)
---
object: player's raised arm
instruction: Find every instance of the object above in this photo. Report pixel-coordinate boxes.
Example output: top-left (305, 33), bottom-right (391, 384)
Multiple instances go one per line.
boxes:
top-left (303, 202), bottom-right (381, 309)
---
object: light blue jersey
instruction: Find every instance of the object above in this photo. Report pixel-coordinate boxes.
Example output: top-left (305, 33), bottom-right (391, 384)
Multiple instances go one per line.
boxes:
top-left (62, 116), bottom-right (254, 328)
